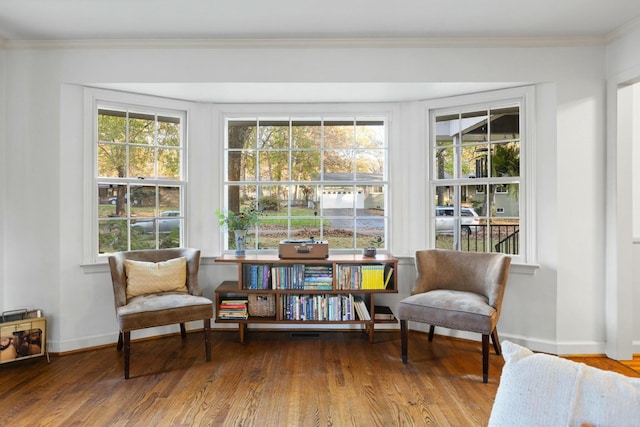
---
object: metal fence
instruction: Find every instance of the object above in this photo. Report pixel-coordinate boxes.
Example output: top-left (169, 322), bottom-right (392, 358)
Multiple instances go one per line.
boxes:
top-left (461, 224), bottom-right (519, 255)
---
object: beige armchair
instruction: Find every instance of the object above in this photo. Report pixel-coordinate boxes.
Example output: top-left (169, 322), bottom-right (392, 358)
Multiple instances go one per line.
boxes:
top-left (397, 249), bottom-right (511, 383)
top-left (108, 248), bottom-right (213, 379)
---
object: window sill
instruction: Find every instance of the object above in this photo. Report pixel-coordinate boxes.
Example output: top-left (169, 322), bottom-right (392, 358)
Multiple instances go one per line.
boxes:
top-left (509, 262), bottom-right (539, 275)
top-left (81, 257), bottom-right (537, 275)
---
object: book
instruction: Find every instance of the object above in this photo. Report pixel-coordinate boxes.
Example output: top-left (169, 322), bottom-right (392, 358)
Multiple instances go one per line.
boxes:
top-left (384, 266), bottom-right (394, 288)
top-left (354, 298), bottom-right (371, 321)
top-left (374, 305), bottom-right (395, 320)
top-left (354, 299), bottom-right (366, 321)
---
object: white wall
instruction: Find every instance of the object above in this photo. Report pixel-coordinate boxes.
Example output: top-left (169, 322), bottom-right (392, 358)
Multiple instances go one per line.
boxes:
top-left (606, 25), bottom-right (640, 357)
top-left (634, 83), bottom-right (640, 239)
top-left (2, 40), bottom-right (635, 356)
top-left (634, 84), bottom-right (640, 348)
top-left (0, 46), bottom-right (5, 310)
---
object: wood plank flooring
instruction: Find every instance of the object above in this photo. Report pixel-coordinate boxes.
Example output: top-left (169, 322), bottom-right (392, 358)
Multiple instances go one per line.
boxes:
top-left (620, 354), bottom-right (640, 374)
top-left (0, 330), bottom-right (637, 427)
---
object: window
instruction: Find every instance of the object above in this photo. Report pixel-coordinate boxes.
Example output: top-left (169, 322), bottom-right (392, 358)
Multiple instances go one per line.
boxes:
top-left (96, 105), bottom-right (186, 254)
top-left (431, 100), bottom-right (523, 256)
top-left (222, 117), bottom-right (388, 252)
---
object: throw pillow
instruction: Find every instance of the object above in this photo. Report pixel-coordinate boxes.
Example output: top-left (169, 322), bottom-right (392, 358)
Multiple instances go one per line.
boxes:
top-left (124, 257), bottom-right (188, 299)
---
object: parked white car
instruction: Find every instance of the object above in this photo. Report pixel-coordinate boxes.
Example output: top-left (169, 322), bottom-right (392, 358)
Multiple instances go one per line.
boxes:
top-left (435, 206), bottom-right (480, 234)
top-left (131, 211), bottom-right (181, 234)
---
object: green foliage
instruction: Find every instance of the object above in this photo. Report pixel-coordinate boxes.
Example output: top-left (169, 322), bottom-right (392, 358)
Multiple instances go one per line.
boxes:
top-left (159, 228), bottom-right (180, 249)
top-left (258, 195), bottom-right (280, 211)
top-left (97, 110), bottom-right (181, 179)
top-left (369, 236), bottom-right (384, 248)
top-left (98, 221), bottom-right (128, 253)
top-left (216, 207), bottom-right (261, 231)
top-left (492, 143), bottom-right (520, 177)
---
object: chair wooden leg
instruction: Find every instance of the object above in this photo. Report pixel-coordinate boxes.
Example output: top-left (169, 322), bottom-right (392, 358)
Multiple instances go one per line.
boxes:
top-left (428, 325), bottom-right (435, 342)
top-left (482, 334), bottom-right (489, 383)
top-left (491, 329), bottom-right (502, 355)
top-left (180, 323), bottom-right (187, 339)
top-left (117, 331), bottom-right (124, 351)
top-left (123, 331), bottom-right (131, 380)
top-left (204, 318), bottom-right (212, 361)
top-left (400, 319), bottom-right (408, 363)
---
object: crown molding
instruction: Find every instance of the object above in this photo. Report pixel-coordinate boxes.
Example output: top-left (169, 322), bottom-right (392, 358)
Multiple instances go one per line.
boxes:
top-left (606, 15), bottom-right (640, 43)
top-left (1, 35), bottom-right (608, 50)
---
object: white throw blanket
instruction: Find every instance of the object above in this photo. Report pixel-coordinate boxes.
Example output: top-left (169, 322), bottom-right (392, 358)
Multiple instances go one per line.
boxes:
top-left (488, 340), bottom-right (640, 427)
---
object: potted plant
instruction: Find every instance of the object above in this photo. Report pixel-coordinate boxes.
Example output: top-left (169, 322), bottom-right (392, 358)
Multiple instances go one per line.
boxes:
top-left (216, 207), bottom-right (261, 256)
top-left (364, 235), bottom-right (384, 257)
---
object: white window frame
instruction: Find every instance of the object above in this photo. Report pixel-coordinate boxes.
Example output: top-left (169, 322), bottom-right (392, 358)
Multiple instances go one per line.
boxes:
top-left (83, 89), bottom-right (191, 263)
top-left (425, 86), bottom-right (536, 266)
top-left (219, 104), bottom-right (393, 254)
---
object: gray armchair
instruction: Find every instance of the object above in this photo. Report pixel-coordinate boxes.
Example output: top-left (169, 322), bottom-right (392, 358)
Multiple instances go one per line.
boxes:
top-left (108, 248), bottom-right (213, 379)
top-left (397, 249), bottom-right (511, 383)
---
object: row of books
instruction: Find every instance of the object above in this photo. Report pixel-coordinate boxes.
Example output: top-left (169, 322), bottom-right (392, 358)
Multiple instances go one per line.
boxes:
top-left (335, 264), bottom-right (394, 290)
top-left (299, 265), bottom-right (333, 290)
top-left (283, 294), bottom-right (365, 321)
top-left (243, 264), bottom-right (334, 290)
top-left (242, 263), bottom-right (395, 290)
top-left (219, 296), bottom-right (395, 322)
top-left (242, 264), bottom-right (271, 289)
top-left (218, 299), bottom-right (248, 320)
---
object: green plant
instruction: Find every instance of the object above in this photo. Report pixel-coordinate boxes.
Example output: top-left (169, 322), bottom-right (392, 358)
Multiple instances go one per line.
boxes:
top-left (216, 207), bottom-right (261, 231)
top-left (369, 236), bottom-right (384, 248)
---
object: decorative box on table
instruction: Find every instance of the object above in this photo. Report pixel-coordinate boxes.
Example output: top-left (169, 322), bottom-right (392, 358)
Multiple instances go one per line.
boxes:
top-left (278, 238), bottom-right (329, 259)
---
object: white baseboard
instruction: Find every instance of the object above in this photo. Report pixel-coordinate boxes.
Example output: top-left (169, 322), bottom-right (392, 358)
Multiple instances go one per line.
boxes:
top-left (48, 322), bottom-right (204, 353)
top-left (47, 321), bottom-right (640, 359)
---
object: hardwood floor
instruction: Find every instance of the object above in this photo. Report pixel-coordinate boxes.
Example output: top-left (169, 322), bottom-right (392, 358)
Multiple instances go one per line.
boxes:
top-left (564, 354), bottom-right (640, 378)
top-left (0, 330), bottom-right (637, 427)
top-left (621, 354), bottom-right (640, 374)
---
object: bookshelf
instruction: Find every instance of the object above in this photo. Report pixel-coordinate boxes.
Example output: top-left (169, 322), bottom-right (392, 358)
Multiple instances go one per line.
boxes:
top-left (214, 254), bottom-right (398, 343)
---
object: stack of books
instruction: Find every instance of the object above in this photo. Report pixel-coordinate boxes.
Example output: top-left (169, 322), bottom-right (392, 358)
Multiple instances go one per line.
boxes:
top-left (303, 265), bottom-right (333, 290)
top-left (373, 305), bottom-right (395, 320)
top-left (218, 299), bottom-right (248, 320)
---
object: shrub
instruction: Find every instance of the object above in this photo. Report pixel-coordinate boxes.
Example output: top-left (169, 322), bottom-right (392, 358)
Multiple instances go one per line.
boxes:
top-left (258, 195), bottom-right (280, 211)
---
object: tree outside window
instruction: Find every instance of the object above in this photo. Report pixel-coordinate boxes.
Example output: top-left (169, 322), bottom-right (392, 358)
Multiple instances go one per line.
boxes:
top-left (96, 107), bottom-right (185, 254)
top-left (223, 117), bottom-right (388, 252)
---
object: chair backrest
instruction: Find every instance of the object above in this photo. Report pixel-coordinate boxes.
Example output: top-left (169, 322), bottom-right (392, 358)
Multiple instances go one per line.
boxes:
top-left (108, 248), bottom-right (202, 308)
top-left (412, 249), bottom-right (511, 311)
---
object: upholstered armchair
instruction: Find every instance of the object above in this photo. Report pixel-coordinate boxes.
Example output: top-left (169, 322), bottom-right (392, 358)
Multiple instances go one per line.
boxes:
top-left (108, 248), bottom-right (213, 379)
top-left (397, 249), bottom-right (511, 383)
